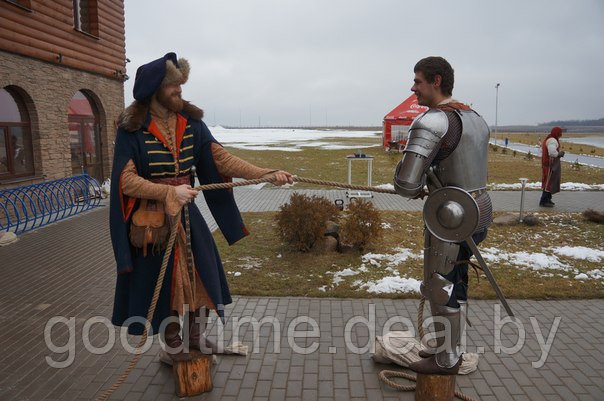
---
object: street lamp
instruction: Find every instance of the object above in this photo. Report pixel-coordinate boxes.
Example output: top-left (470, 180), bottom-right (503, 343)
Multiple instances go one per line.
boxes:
top-left (495, 83), bottom-right (500, 144)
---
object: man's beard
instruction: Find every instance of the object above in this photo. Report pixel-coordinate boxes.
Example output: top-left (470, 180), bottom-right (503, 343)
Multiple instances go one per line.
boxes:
top-left (157, 90), bottom-right (184, 113)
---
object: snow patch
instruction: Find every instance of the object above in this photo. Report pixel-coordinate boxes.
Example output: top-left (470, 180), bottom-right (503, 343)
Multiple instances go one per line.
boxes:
top-left (332, 268), bottom-right (359, 285)
top-left (480, 248), bottom-right (575, 273)
top-left (550, 246), bottom-right (604, 262)
top-left (362, 247), bottom-right (422, 268)
top-left (359, 276), bottom-right (421, 294)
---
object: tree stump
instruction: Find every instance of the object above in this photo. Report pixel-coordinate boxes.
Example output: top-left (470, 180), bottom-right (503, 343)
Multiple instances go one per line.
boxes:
top-left (415, 373), bottom-right (456, 401)
top-left (172, 350), bottom-right (213, 397)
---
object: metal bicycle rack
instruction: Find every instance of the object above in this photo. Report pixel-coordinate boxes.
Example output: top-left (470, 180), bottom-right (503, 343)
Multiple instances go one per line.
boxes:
top-left (0, 174), bottom-right (102, 235)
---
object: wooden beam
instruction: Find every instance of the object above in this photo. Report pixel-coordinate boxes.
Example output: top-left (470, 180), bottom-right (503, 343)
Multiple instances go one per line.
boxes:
top-left (0, 13), bottom-right (125, 61)
top-left (0, 26), bottom-right (123, 73)
top-left (0, 39), bottom-right (119, 78)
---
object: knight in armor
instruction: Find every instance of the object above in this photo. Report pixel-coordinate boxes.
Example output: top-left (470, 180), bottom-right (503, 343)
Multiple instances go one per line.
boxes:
top-left (394, 57), bottom-right (493, 375)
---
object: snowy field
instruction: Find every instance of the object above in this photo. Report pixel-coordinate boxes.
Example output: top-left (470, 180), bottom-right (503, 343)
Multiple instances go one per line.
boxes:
top-left (209, 126), bottom-right (380, 151)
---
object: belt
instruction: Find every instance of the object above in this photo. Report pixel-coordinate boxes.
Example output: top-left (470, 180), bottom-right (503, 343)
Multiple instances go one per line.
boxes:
top-left (149, 175), bottom-right (191, 186)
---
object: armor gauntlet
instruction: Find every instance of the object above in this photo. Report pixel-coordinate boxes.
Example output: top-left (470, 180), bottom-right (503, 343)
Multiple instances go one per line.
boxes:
top-left (393, 109), bottom-right (448, 198)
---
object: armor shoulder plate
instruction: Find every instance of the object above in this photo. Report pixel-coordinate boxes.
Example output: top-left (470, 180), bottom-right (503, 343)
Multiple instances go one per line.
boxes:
top-left (404, 109), bottom-right (448, 157)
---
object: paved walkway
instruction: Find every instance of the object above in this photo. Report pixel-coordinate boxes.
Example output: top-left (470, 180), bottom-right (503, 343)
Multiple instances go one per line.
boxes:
top-left (0, 191), bottom-right (603, 401)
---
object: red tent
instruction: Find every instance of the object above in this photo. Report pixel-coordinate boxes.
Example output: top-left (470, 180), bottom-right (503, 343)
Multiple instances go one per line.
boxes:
top-left (382, 94), bottom-right (428, 151)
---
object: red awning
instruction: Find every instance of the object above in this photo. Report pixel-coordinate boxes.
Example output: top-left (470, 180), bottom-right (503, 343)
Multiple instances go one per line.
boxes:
top-left (384, 94), bottom-right (428, 121)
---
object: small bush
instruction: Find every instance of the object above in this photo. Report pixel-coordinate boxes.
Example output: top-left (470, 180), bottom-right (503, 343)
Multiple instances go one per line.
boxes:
top-left (525, 151), bottom-right (534, 160)
top-left (275, 193), bottom-right (340, 252)
top-left (340, 199), bottom-right (383, 251)
top-left (501, 147), bottom-right (507, 154)
top-left (513, 150), bottom-right (517, 157)
top-left (583, 209), bottom-right (604, 224)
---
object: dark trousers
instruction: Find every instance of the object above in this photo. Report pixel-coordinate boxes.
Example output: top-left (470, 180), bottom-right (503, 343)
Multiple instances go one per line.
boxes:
top-left (444, 229), bottom-right (488, 308)
top-left (540, 191), bottom-right (552, 203)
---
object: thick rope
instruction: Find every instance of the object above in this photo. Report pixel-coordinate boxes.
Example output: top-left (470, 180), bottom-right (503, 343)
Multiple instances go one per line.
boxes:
top-left (94, 216), bottom-right (180, 401)
top-left (193, 175), bottom-right (398, 194)
top-left (418, 296), bottom-right (426, 341)
top-left (378, 370), bottom-right (476, 401)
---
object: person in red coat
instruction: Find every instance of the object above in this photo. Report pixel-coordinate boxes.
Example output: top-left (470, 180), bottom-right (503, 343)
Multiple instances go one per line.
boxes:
top-left (540, 127), bottom-right (565, 207)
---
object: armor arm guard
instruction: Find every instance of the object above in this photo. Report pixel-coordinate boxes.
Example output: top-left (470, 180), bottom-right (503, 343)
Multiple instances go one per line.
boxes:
top-left (393, 109), bottom-right (448, 198)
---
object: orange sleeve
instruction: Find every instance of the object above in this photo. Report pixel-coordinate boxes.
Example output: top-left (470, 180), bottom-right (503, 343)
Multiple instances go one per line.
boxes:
top-left (211, 143), bottom-right (276, 180)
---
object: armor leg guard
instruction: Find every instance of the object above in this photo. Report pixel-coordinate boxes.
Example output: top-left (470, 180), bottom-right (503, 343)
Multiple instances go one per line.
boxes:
top-left (431, 302), bottom-right (462, 368)
top-left (419, 231), bottom-right (463, 368)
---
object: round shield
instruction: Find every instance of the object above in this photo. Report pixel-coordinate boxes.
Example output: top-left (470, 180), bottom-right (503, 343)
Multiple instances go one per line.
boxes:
top-left (423, 187), bottom-right (479, 242)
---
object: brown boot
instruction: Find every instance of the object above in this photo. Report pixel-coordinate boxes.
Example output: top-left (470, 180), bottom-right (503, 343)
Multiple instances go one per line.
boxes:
top-left (408, 354), bottom-right (462, 375)
top-left (163, 316), bottom-right (193, 362)
top-left (188, 308), bottom-right (221, 354)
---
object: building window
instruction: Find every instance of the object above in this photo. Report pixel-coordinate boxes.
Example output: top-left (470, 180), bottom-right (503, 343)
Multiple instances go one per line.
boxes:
top-left (68, 91), bottom-right (103, 181)
top-left (73, 0), bottom-right (99, 37)
top-left (0, 87), bottom-right (34, 178)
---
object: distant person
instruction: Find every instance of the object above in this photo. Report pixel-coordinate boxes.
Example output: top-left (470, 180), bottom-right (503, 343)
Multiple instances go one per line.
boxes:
top-left (504, 137), bottom-right (509, 147)
top-left (540, 126), bottom-right (565, 207)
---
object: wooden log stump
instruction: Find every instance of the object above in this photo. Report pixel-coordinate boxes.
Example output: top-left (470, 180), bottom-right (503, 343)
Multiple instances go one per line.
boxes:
top-left (415, 373), bottom-right (456, 401)
top-left (172, 350), bottom-right (213, 397)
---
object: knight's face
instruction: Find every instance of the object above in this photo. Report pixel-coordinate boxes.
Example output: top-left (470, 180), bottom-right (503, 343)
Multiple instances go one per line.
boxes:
top-left (411, 71), bottom-right (437, 107)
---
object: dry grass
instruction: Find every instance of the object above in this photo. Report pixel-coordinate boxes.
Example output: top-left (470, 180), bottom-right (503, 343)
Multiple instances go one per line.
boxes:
top-left (215, 211), bottom-right (604, 300)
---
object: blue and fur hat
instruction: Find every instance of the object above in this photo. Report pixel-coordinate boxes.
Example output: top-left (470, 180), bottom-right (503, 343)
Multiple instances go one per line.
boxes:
top-left (132, 52), bottom-right (190, 101)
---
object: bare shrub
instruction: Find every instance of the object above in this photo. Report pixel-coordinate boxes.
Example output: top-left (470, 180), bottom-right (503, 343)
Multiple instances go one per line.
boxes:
top-left (275, 193), bottom-right (340, 252)
top-left (583, 209), bottom-right (604, 224)
top-left (340, 199), bottom-right (383, 251)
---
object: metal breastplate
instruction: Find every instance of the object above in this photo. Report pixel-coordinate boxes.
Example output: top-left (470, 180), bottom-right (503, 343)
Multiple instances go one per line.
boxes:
top-left (434, 109), bottom-right (490, 192)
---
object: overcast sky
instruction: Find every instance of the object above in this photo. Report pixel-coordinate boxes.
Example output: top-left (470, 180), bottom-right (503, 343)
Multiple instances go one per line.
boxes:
top-left (123, 0), bottom-right (604, 127)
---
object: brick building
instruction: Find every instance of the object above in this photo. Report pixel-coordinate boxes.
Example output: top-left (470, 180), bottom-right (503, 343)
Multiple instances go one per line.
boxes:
top-left (0, 0), bottom-right (126, 188)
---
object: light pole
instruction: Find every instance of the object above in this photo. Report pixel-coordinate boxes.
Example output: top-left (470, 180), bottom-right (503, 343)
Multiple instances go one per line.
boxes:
top-left (495, 83), bottom-right (500, 144)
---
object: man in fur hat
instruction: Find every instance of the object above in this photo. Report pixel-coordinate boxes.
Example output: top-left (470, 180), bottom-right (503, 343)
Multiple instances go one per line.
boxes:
top-left (109, 53), bottom-right (292, 361)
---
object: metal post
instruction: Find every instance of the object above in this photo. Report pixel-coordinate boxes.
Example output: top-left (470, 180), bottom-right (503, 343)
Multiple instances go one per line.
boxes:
top-left (519, 177), bottom-right (528, 222)
top-left (495, 83), bottom-right (500, 145)
top-left (347, 159), bottom-right (352, 185)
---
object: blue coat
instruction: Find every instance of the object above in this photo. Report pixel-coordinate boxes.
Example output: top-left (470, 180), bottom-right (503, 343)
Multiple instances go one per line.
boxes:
top-left (109, 104), bottom-right (248, 335)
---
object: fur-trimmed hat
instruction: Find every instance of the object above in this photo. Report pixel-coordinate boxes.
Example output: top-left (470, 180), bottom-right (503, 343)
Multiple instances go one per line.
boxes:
top-left (132, 52), bottom-right (190, 101)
